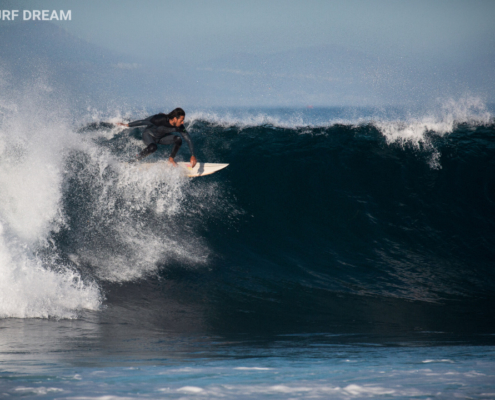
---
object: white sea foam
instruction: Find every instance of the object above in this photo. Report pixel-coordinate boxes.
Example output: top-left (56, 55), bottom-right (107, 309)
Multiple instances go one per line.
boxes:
top-left (0, 75), bottom-right (222, 306)
top-left (176, 386), bottom-right (204, 393)
top-left (14, 387), bottom-right (64, 395)
top-left (187, 110), bottom-right (309, 129)
top-left (377, 97), bottom-right (491, 144)
top-left (188, 97), bottom-right (492, 170)
top-left (0, 231), bottom-right (100, 318)
top-left (64, 148), bottom-right (211, 282)
top-left (188, 97), bottom-right (492, 132)
top-left (374, 96), bottom-right (492, 168)
top-left (158, 382), bottom-right (422, 398)
top-left (0, 82), bottom-right (101, 319)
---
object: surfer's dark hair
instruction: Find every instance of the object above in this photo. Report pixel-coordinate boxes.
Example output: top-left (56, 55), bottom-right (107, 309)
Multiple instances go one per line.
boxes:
top-left (167, 108), bottom-right (185, 119)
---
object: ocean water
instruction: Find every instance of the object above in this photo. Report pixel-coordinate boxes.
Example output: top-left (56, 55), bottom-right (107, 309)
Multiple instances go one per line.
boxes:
top-left (0, 91), bottom-right (494, 398)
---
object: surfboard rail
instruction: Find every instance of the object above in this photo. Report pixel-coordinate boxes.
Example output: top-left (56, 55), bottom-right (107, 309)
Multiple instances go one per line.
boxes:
top-left (177, 162), bottom-right (229, 177)
top-left (129, 161), bottom-right (228, 177)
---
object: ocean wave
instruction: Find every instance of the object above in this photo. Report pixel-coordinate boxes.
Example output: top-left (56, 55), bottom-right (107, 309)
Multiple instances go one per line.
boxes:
top-left (1, 83), bottom-right (494, 321)
top-left (0, 84), bottom-right (101, 318)
top-left (184, 97), bottom-right (493, 170)
top-left (186, 97), bottom-right (493, 130)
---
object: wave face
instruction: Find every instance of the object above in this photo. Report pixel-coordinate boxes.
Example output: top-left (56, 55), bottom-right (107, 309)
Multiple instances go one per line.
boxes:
top-left (1, 90), bottom-right (494, 334)
top-left (170, 104), bottom-right (494, 334)
top-left (195, 104), bottom-right (495, 302)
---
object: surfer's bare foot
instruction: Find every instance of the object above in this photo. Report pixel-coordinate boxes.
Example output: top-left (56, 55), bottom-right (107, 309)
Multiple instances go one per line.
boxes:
top-left (169, 157), bottom-right (178, 167)
top-left (190, 155), bottom-right (197, 168)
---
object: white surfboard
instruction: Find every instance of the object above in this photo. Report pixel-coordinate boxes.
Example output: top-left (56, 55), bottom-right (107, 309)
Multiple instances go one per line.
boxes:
top-left (134, 161), bottom-right (228, 177)
top-left (177, 162), bottom-right (229, 177)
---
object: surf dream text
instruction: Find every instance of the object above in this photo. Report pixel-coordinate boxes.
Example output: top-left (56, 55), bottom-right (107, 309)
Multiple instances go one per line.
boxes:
top-left (0, 10), bottom-right (71, 21)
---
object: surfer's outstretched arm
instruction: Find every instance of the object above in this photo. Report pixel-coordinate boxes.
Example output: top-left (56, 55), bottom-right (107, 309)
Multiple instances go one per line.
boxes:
top-left (116, 116), bottom-right (153, 128)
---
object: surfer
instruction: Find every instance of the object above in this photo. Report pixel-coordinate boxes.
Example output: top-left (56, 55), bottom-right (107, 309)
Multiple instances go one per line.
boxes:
top-left (116, 108), bottom-right (197, 167)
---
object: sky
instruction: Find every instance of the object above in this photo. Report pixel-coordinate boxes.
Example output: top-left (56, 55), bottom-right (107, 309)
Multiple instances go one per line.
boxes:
top-left (1, 0), bottom-right (494, 107)
top-left (5, 0), bottom-right (493, 62)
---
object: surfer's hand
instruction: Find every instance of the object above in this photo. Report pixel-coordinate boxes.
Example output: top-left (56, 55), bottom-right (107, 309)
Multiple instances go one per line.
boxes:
top-left (169, 157), bottom-right (178, 167)
top-left (116, 122), bottom-right (128, 127)
top-left (190, 156), bottom-right (197, 168)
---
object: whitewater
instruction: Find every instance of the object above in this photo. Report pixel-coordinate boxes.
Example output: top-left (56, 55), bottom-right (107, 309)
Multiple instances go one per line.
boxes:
top-left (1, 83), bottom-right (494, 398)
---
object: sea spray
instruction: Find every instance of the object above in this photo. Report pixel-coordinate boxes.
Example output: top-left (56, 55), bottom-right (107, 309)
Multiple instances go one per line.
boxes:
top-left (0, 82), bottom-right (101, 318)
top-left (63, 157), bottom-right (211, 282)
top-left (374, 97), bottom-right (493, 168)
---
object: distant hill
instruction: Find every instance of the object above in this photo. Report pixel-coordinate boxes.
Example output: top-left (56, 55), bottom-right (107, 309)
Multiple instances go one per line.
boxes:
top-left (197, 44), bottom-right (495, 106)
top-left (197, 45), bottom-right (400, 106)
top-left (0, 21), bottom-right (493, 108)
top-left (0, 21), bottom-right (197, 108)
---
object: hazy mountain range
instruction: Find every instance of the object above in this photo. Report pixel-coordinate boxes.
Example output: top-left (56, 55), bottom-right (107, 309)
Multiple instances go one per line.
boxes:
top-left (1, 21), bottom-right (493, 108)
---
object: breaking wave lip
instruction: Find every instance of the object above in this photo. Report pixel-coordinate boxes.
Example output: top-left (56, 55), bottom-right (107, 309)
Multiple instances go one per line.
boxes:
top-left (187, 96), bottom-right (493, 130)
top-left (0, 81), bottom-right (103, 319)
top-left (371, 97), bottom-right (493, 169)
top-left (186, 97), bottom-right (493, 170)
top-left (375, 97), bottom-right (492, 152)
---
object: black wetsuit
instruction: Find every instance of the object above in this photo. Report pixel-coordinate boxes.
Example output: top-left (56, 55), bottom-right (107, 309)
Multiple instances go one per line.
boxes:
top-left (128, 114), bottom-right (195, 161)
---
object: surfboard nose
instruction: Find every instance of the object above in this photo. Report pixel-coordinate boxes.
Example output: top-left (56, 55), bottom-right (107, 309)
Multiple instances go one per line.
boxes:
top-left (178, 162), bottom-right (228, 177)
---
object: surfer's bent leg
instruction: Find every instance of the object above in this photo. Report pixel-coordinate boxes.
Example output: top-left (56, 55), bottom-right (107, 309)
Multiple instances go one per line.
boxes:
top-left (136, 143), bottom-right (157, 161)
top-left (158, 135), bottom-right (182, 158)
top-left (136, 130), bottom-right (158, 161)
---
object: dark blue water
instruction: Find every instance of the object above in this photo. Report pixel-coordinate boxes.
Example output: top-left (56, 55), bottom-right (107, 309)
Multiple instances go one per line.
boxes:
top-left (1, 104), bottom-right (494, 398)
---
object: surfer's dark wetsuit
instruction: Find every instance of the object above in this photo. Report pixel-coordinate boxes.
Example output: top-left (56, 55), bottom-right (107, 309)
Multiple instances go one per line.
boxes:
top-left (128, 114), bottom-right (195, 161)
